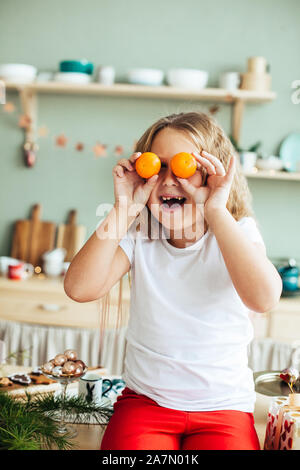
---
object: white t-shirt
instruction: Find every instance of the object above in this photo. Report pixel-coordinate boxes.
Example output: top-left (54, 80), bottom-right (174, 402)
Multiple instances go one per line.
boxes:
top-left (119, 213), bottom-right (265, 412)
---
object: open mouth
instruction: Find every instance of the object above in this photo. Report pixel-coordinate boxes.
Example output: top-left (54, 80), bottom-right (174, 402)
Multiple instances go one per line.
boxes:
top-left (159, 195), bottom-right (187, 211)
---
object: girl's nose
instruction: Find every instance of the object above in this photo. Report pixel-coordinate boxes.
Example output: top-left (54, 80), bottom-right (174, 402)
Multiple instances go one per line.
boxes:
top-left (162, 164), bottom-right (178, 186)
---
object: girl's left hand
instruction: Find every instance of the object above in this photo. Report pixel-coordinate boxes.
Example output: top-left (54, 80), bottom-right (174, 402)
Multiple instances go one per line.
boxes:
top-left (176, 150), bottom-right (235, 215)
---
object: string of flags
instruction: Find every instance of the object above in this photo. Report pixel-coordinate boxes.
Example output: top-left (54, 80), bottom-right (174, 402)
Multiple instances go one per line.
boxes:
top-left (1, 100), bottom-right (138, 162)
top-left (1, 99), bottom-right (220, 166)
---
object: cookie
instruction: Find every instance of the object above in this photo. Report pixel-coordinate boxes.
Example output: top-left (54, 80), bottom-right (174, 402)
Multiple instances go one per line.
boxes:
top-left (0, 377), bottom-right (13, 387)
top-left (30, 374), bottom-right (56, 385)
top-left (9, 374), bottom-right (31, 386)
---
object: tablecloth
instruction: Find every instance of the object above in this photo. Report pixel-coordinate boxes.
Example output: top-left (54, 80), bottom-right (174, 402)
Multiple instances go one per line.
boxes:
top-left (1, 318), bottom-right (299, 374)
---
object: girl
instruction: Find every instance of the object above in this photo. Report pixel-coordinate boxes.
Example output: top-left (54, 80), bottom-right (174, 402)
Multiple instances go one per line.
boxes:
top-left (64, 112), bottom-right (282, 450)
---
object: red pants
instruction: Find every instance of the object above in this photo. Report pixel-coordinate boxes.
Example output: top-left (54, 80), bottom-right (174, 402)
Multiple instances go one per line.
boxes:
top-left (101, 387), bottom-right (260, 450)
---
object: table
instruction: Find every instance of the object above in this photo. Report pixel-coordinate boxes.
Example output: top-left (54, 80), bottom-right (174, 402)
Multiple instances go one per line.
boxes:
top-left (1, 365), bottom-right (270, 450)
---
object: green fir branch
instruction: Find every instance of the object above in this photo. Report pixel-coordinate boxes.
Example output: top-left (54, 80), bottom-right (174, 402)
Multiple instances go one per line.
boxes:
top-left (0, 391), bottom-right (113, 450)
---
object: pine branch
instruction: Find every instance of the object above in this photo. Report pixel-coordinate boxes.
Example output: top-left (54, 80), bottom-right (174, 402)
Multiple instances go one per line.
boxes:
top-left (25, 392), bottom-right (113, 425)
top-left (0, 391), bottom-right (113, 450)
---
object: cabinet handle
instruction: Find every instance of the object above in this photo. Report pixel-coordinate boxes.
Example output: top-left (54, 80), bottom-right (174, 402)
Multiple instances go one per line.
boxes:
top-left (38, 303), bottom-right (66, 312)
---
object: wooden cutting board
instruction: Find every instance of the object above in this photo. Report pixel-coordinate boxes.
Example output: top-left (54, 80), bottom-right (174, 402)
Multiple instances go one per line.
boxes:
top-left (11, 204), bottom-right (56, 267)
top-left (56, 210), bottom-right (86, 262)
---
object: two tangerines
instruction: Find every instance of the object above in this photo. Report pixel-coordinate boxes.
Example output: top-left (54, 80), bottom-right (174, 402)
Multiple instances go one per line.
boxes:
top-left (135, 152), bottom-right (197, 179)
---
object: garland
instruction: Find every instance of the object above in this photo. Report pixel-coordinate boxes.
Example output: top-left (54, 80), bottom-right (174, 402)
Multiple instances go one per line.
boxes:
top-left (0, 391), bottom-right (113, 450)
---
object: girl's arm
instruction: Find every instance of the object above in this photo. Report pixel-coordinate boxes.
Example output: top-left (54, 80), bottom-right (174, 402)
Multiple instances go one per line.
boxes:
top-left (64, 204), bottom-right (134, 302)
top-left (206, 207), bottom-right (282, 313)
top-left (177, 150), bottom-right (282, 313)
top-left (64, 153), bottom-right (158, 303)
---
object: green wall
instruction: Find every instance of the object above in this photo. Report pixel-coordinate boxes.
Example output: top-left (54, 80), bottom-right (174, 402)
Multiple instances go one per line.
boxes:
top-left (0, 0), bottom-right (299, 263)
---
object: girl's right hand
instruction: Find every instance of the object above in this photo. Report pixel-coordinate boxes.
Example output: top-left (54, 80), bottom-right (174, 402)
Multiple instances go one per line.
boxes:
top-left (113, 152), bottom-right (159, 209)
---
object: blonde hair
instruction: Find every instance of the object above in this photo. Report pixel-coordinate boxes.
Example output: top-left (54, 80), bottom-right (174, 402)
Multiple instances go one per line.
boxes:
top-left (135, 111), bottom-right (253, 220)
top-left (100, 112), bottom-right (254, 362)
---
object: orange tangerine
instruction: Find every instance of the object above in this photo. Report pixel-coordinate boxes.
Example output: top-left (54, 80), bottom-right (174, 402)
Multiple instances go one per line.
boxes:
top-left (135, 152), bottom-right (161, 179)
top-left (171, 152), bottom-right (197, 178)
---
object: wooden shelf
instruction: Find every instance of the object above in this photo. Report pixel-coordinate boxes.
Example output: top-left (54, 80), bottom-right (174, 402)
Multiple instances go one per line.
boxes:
top-left (2, 79), bottom-right (276, 155)
top-left (4, 80), bottom-right (276, 103)
top-left (244, 169), bottom-right (300, 181)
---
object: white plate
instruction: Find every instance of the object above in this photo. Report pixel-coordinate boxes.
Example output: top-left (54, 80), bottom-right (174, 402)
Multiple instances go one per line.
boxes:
top-left (279, 133), bottom-right (300, 172)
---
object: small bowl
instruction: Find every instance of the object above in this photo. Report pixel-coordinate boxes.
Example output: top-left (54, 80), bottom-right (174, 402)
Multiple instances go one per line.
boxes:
top-left (0, 63), bottom-right (37, 82)
top-left (256, 156), bottom-right (284, 171)
top-left (166, 68), bottom-right (208, 90)
top-left (59, 60), bottom-right (94, 75)
top-left (42, 248), bottom-right (66, 262)
top-left (127, 68), bottom-right (164, 86)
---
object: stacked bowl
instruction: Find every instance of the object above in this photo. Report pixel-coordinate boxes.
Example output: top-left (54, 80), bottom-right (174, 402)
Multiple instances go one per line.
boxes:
top-left (54, 60), bottom-right (94, 84)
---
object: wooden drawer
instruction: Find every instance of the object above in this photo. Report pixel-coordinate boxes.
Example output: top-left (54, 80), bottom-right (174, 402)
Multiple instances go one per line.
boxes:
top-left (0, 296), bottom-right (101, 329)
top-left (268, 310), bottom-right (300, 342)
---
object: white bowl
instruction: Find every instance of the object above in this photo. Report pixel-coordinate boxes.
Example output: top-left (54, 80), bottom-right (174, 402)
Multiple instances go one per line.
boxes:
top-left (0, 63), bottom-right (37, 82)
top-left (256, 156), bottom-right (284, 171)
top-left (166, 68), bottom-right (208, 90)
top-left (43, 260), bottom-right (64, 277)
top-left (127, 68), bottom-right (164, 86)
top-left (42, 248), bottom-right (66, 262)
top-left (54, 72), bottom-right (91, 84)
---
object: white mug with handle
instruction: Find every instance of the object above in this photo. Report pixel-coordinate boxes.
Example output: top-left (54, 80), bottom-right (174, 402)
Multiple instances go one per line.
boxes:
top-left (79, 372), bottom-right (113, 404)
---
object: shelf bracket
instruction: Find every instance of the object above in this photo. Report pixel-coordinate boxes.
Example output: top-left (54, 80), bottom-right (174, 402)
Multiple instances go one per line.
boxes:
top-left (19, 87), bottom-right (37, 144)
top-left (19, 87), bottom-right (38, 166)
top-left (231, 99), bottom-right (245, 145)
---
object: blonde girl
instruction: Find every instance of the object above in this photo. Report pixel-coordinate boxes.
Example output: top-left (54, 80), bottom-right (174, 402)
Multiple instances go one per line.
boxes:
top-left (65, 112), bottom-right (282, 450)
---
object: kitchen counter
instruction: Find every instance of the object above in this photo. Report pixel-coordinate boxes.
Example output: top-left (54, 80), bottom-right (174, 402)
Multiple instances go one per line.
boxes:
top-left (1, 275), bottom-right (300, 335)
top-left (1, 275), bottom-right (300, 373)
top-left (0, 274), bottom-right (130, 329)
top-left (0, 275), bottom-right (130, 372)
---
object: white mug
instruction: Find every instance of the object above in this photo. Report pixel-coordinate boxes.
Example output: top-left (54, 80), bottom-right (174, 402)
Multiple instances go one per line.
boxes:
top-left (43, 260), bottom-right (63, 277)
top-left (8, 261), bottom-right (34, 280)
top-left (0, 257), bottom-right (22, 276)
top-left (79, 372), bottom-right (113, 404)
top-left (240, 151), bottom-right (257, 172)
top-left (97, 66), bottom-right (115, 85)
top-left (219, 72), bottom-right (241, 91)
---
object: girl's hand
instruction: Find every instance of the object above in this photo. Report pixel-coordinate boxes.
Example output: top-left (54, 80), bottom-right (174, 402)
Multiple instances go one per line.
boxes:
top-left (113, 152), bottom-right (158, 209)
top-left (176, 150), bottom-right (235, 216)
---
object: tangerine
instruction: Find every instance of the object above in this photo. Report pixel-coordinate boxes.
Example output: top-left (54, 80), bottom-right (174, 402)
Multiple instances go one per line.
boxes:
top-left (135, 152), bottom-right (161, 179)
top-left (170, 152), bottom-right (197, 178)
